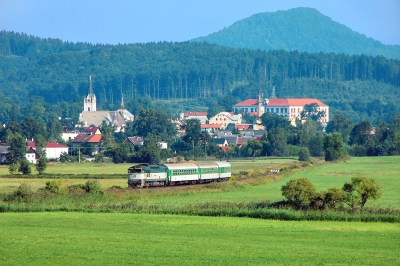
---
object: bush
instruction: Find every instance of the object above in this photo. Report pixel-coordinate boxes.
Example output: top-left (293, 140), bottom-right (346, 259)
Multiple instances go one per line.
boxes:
top-left (94, 153), bottom-right (106, 163)
top-left (84, 180), bottom-right (104, 195)
top-left (298, 148), bottom-right (310, 162)
top-left (36, 156), bottom-right (47, 175)
top-left (8, 163), bottom-right (18, 174)
top-left (6, 183), bottom-right (34, 202)
top-left (281, 178), bottom-right (316, 209)
top-left (45, 180), bottom-right (63, 194)
top-left (18, 159), bottom-right (31, 175)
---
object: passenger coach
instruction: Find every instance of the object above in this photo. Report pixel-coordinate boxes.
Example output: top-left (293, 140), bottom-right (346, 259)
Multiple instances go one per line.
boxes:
top-left (128, 162), bottom-right (231, 188)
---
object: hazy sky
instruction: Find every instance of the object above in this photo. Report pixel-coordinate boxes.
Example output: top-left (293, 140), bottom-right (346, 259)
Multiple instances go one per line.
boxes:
top-left (1, 0), bottom-right (399, 45)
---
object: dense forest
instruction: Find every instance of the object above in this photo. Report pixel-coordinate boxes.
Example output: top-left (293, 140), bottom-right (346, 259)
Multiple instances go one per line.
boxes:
top-left (192, 7), bottom-right (400, 60)
top-left (0, 31), bottom-right (399, 126)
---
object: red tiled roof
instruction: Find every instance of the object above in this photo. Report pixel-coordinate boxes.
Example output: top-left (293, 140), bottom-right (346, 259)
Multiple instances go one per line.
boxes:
top-left (26, 142), bottom-right (69, 148)
top-left (233, 99), bottom-right (258, 107)
top-left (73, 134), bottom-right (101, 143)
top-left (235, 124), bottom-right (250, 130)
top-left (88, 134), bottom-right (102, 143)
top-left (201, 124), bottom-right (223, 129)
top-left (267, 98), bottom-right (327, 107)
top-left (235, 98), bottom-right (327, 107)
top-left (47, 142), bottom-right (69, 148)
top-left (220, 146), bottom-right (233, 152)
top-left (184, 112), bottom-right (208, 117)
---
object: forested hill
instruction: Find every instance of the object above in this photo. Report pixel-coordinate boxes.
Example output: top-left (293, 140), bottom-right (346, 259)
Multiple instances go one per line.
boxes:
top-left (0, 30), bottom-right (399, 126)
top-left (191, 7), bottom-right (400, 60)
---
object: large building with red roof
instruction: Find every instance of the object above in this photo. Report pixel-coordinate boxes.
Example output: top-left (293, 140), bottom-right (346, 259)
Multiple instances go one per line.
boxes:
top-left (233, 91), bottom-right (329, 125)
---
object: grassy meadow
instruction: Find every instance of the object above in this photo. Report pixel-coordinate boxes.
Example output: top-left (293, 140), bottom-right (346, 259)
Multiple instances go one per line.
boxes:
top-left (1, 156), bottom-right (399, 265)
top-left (1, 212), bottom-right (399, 266)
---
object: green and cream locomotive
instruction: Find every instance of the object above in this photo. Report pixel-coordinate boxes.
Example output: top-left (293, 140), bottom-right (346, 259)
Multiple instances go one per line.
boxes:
top-left (128, 162), bottom-right (231, 188)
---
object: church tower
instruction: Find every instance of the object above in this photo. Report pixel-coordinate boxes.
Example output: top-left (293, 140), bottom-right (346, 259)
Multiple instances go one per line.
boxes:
top-left (84, 75), bottom-right (97, 112)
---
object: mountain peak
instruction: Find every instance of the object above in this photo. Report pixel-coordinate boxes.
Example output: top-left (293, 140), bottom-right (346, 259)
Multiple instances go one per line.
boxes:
top-left (191, 8), bottom-right (400, 59)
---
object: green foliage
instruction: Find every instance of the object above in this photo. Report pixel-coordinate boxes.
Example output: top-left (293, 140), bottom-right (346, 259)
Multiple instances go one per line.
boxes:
top-left (6, 133), bottom-right (26, 164)
top-left (5, 183), bottom-right (34, 202)
top-left (192, 7), bottom-right (400, 59)
top-left (59, 152), bottom-right (70, 163)
top-left (36, 156), bottom-right (47, 175)
top-left (132, 109), bottom-right (177, 142)
top-left (326, 113), bottom-right (354, 143)
top-left (45, 180), bottom-right (63, 194)
top-left (300, 103), bottom-right (325, 123)
top-left (182, 118), bottom-right (201, 145)
top-left (267, 128), bottom-right (288, 156)
top-left (281, 178), bottom-right (316, 208)
top-left (0, 31), bottom-right (399, 127)
top-left (18, 159), bottom-right (31, 175)
top-left (342, 176), bottom-right (382, 211)
top-left (323, 133), bottom-right (346, 161)
top-left (83, 180), bottom-right (104, 195)
top-left (298, 148), bottom-right (310, 162)
top-left (8, 163), bottom-right (18, 174)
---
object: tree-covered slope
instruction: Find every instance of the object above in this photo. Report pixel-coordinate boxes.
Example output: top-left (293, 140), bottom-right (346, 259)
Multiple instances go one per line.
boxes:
top-left (191, 7), bottom-right (400, 60)
top-left (0, 31), bottom-right (399, 125)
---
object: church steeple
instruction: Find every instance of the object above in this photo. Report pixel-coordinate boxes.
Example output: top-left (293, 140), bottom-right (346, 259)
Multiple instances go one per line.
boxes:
top-left (84, 75), bottom-right (97, 112)
top-left (270, 86), bottom-right (277, 99)
top-left (121, 93), bottom-right (125, 110)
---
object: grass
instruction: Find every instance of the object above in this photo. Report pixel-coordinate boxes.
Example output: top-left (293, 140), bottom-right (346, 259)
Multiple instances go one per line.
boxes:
top-left (0, 212), bottom-right (399, 266)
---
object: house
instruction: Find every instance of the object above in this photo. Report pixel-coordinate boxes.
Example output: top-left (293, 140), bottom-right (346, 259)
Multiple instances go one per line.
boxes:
top-left (213, 138), bottom-right (229, 147)
top-left (27, 142), bottom-right (69, 160)
top-left (25, 147), bottom-right (39, 164)
top-left (208, 112), bottom-right (242, 129)
top-left (62, 126), bottom-right (100, 142)
top-left (0, 145), bottom-right (9, 164)
top-left (180, 111), bottom-right (208, 124)
top-left (124, 136), bottom-right (144, 146)
top-left (72, 133), bottom-right (102, 154)
top-left (201, 123), bottom-right (223, 132)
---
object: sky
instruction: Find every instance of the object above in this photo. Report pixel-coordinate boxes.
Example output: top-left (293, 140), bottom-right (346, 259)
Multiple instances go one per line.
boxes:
top-left (1, 0), bottom-right (399, 45)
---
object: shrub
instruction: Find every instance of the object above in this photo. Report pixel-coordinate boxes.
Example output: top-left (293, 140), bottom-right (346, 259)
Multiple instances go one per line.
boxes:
top-left (281, 178), bottom-right (316, 209)
top-left (298, 148), bottom-right (310, 162)
top-left (36, 156), bottom-right (47, 175)
top-left (45, 180), bottom-right (63, 194)
top-left (18, 159), bottom-right (31, 175)
top-left (6, 183), bottom-right (34, 202)
top-left (94, 153), bottom-right (106, 163)
top-left (8, 163), bottom-right (18, 174)
top-left (84, 180), bottom-right (104, 195)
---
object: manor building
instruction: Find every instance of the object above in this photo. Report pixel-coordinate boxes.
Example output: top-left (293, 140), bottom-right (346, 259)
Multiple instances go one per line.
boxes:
top-left (233, 90), bottom-right (329, 125)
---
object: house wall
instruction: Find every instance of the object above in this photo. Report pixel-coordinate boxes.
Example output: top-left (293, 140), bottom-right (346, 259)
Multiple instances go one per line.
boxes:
top-left (46, 147), bottom-right (69, 159)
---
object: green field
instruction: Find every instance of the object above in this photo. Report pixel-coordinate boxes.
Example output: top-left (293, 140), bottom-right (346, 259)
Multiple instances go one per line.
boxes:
top-left (1, 212), bottom-right (399, 266)
top-left (142, 156), bottom-right (400, 208)
top-left (1, 157), bottom-right (400, 265)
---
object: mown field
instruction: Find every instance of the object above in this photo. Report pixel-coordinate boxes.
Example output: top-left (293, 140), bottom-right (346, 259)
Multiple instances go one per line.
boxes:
top-left (1, 156), bottom-right (399, 265)
top-left (1, 212), bottom-right (399, 266)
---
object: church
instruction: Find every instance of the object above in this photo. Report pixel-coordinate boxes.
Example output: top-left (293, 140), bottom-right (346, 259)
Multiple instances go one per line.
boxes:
top-left (79, 75), bottom-right (134, 131)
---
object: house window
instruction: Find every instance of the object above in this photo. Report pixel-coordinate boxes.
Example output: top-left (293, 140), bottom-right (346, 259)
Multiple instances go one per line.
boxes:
top-left (276, 108), bottom-right (279, 113)
top-left (266, 108), bottom-right (269, 112)
top-left (250, 108), bottom-right (253, 112)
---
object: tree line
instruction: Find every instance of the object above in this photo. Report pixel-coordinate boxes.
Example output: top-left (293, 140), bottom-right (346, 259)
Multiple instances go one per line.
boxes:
top-left (0, 31), bottom-right (399, 126)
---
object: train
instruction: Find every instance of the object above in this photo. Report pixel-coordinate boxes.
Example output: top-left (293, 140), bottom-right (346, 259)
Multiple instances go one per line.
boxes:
top-left (127, 161), bottom-right (231, 188)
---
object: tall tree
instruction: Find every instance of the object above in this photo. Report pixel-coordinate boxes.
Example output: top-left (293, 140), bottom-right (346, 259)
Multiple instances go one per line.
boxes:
top-left (326, 113), bottom-right (354, 143)
top-left (323, 133), bottom-right (346, 161)
top-left (132, 109), bottom-right (177, 141)
top-left (267, 128), bottom-right (288, 156)
top-left (6, 133), bottom-right (26, 164)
